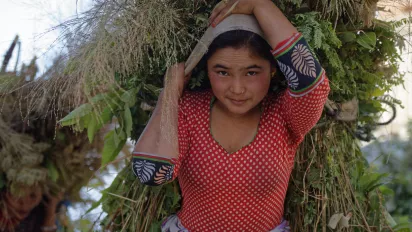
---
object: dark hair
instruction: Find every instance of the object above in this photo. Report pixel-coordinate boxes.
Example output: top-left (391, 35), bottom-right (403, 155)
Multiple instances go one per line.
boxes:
top-left (205, 30), bottom-right (276, 67)
top-left (191, 30), bottom-right (286, 92)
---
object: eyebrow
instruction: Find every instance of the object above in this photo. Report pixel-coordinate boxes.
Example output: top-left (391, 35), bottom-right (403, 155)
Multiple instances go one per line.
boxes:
top-left (212, 64), bottom-right (263, 70)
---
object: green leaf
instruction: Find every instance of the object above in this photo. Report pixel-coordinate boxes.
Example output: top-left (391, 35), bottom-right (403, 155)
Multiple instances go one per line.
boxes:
top-left (379, 185), bottom-right (394, 196)
top-left (90, 92), bottom-right (112, 103)
top-left (121, 86), bottom-right (140, 107)
top-left (60, 118), bottom-right (78, 127)
top-left (124, 105), bottom-right (133, 138)
top-left (59, 103), bottom-right (92, 123)
top-left (101, 130), bottom-right (126, 166)
top-left (101, 107), bottom-right (113, 123)
top-left (357, 32), bottom-right (377, 50)
top-left (359, 172), bottom-right (389, 193)
top-left (339, 32), bottom-right (356, 43)
top-left (384, 210), bottom-right (397, 227)
top-left (113, 130), bottom-right (120, 147)
top-left (144, 84), bottom-right (161, 94)
top-left (87, 115), bottom-right (97, 143)
top-left (371, 88), bottom-right (386, 97)
top-left (46, 160), bottom-right (59, 182)
top-left (393, 223), bottom-right (412, 231)
top-left (85, 197), bottom-right (103, 214)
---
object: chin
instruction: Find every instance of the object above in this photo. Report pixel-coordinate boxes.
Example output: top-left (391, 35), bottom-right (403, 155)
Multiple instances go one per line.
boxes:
top-left (224, 99), bottom-right (256, 115)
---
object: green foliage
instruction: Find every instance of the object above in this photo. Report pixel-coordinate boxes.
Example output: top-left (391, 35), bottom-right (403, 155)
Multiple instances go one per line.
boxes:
top-left (55, 0), bottom-right (409, 231)
top-left (45, 159), bottom-right (59, 182)
top-left (294, 13), bottom-right (404, 128)
top-left (59, 87), bottom-right (143, 164)
top-left (95, 165), bottom-right (181, 231)
top-left (362, 120), bottom-right (412, 230)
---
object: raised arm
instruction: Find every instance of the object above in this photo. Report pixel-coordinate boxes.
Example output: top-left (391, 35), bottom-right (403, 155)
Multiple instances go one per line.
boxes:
top-left (132, 63), bottom-right (190, 186)
top-left (253, 0), bottom-right (329, 142)
top-left (254, 1), bottom-right (329, 142)
top-left (209, 0), bottom-right (330, 143)
top-left (209, 0), bottom-right (297, 47)
top-left (273, 33), bottom-right (330, 143)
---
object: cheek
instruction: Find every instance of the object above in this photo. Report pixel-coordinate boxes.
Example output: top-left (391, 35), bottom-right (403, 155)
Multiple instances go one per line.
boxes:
top-left (247, 74), bottom-right (271, 93)
top-left (208, 73), bottom-right (228, 92)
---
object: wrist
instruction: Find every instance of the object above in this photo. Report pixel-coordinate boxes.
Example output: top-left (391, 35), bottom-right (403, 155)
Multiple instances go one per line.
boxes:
top-left (43, 212), bottom-right (56, 226)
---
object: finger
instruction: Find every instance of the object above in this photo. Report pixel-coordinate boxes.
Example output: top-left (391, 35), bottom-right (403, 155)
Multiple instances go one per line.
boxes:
top-left (212, 1), bottom-right (239, 27)
top-left (209, 1), bottom-right (228, 26)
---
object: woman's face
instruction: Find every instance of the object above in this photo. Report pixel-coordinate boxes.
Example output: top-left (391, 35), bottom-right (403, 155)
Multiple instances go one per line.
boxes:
top-left (207, 46), bottom-right (273, 116)
top-left (5, 186), bottom-right (42, 220)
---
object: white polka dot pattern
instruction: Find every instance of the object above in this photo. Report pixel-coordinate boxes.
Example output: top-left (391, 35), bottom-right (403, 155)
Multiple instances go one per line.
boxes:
top-left (173, 76), bottom-right (329, 231)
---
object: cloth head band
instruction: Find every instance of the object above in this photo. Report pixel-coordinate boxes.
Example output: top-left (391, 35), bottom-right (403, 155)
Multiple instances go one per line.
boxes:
top-left (184, 14), bottom-right (267, 75)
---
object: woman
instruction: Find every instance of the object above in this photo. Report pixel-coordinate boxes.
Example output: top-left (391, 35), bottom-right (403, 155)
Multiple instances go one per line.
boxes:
top-left (132, 0), bottom-right (330, 231)
top-left (0, 186), bottom-right (62, 232)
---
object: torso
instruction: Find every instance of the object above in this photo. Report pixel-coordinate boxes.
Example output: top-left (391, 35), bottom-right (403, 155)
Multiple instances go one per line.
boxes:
top-left (210, 98), bottom-right (262, 154)
top-left (176, 91), bottom-right (297, 232)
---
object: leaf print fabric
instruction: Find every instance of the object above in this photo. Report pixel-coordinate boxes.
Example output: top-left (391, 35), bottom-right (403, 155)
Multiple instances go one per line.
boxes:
top-left (132, 152), bottom-right (176, 186)
top-left (277, 61), bottom-right (299, 90)
top-left (291, 44), bottom-right (317, 78)
top-left (272, 33), bottom-right (325, 97)
top-left (133, 159), bottom-right (156, 183)
top-left (154, 165), bottom-right (175, 185)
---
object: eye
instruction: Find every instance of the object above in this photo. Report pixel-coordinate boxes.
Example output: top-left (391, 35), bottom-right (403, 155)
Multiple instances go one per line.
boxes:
top-left (217, 71), bottom-right (229, 76)
top-left (246, 71), bottom-right (258, 76)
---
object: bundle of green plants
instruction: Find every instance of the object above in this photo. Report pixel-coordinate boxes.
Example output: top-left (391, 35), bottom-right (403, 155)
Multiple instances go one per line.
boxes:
top-left (21, 0), bottom-right (410, 231)
top-left (0, 53), bottom-right (103, 213)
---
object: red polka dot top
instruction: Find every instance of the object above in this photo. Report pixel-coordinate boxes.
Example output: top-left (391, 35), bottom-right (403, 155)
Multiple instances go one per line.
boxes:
top-left (132, 33), bottom-right (330, 231)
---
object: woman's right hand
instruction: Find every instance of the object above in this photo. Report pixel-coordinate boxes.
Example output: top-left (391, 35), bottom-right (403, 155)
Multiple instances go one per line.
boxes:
top-left (164, 63), bottom-right (191, 98)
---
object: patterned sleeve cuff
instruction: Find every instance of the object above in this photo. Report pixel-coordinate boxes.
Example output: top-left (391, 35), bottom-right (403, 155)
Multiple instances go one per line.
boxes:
top-left (271, 33), bottom-right (325, 97)
top-left (132, 152), bottom-right (177, 186)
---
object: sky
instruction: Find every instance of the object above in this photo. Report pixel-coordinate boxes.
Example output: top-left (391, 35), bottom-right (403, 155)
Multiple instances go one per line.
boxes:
top-left (0, 0), bottom-right (91, 74)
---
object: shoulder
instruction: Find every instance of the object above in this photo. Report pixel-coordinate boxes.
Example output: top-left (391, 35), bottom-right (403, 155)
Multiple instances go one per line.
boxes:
top-left (263, 90), bottom-right (286, 112)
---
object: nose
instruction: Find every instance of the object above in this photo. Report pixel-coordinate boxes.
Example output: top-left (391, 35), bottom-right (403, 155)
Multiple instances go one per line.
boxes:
top-left (229, 78), bottom-right (246, 95)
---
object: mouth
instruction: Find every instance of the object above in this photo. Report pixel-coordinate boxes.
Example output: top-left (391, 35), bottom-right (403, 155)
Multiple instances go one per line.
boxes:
top-left (17, 210), bottom-right (30, 219)
top-left (228, 98), bottom-right (248, 106)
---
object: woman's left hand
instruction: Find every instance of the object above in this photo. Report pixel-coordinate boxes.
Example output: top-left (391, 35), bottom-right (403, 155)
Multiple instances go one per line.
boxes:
top-left (43, 191), bottom-right (64, 215)
top-left (208, 0), bottom-right (268, 27)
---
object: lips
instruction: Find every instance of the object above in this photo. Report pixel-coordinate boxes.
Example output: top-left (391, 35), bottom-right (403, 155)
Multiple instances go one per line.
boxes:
top-left (229, 98), bottom-right (248, 105)
top-left (17, 210), bottom-right (30, 219)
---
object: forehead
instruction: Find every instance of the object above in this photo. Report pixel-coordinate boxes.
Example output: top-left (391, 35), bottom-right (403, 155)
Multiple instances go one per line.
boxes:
top-left (207, 47), bottom-right (268, 66)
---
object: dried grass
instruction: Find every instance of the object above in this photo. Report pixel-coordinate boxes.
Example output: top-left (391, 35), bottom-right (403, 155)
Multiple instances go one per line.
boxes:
top-left (18, 0), bottom-right (196, 120)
